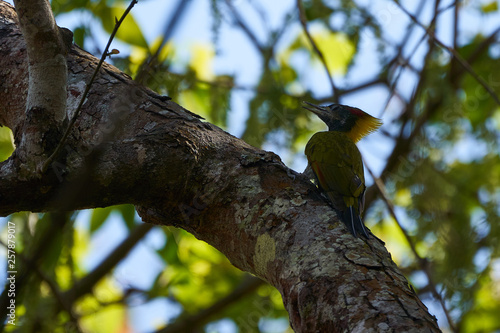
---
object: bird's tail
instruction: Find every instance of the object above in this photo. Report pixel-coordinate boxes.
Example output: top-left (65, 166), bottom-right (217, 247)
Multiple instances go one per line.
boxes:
top-left (342, 206), bottom-right (369, 238)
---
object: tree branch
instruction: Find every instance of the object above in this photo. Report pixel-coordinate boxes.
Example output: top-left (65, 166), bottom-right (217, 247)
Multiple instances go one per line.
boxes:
top-left (135, 0), bottom-right (192, 85)
top-left (224, 0), bottom-right (264, 53)
top-left (365, 162), bottom-right (456, 332)
top-left (12, 0), bottom-right (71, 171)
top-left (0, 3), bottom-right (440, 331)
top-left (297, 0), bottom-right (339, 101)
top-left (64, 223), bottom-right (153, 303)
top-left (156, 275), bottom-right (264, 333)
top-left (394, 0), bottom-right (500, 106)
top-left (41, 0), bottom-right (138, 174)
top-left (0, 212), bottom-right (69, 330)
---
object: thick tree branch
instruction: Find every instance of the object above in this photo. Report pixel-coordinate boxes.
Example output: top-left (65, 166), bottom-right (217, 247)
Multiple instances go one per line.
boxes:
top-left (0, 2), bottom-right (440, 331)
top-left (12, 0), bottom-right (69, 122)
top-left (42, 0), bottom-right (138, 174)
top-left (12, 0), bottom-right (71, 172)
top-left (365, 162), bottom-right (455, 331)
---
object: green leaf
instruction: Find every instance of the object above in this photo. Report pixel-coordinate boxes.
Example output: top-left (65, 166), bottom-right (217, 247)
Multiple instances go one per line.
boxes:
top-left (33, 213), bottom-right (65, 272)
top-left (303, 0), bottom-right (333, 21)
top-left (73, 26), bottom-right (87, 48)
top-left (89, 207), bottom-right (113, 233)
top-left (481, 1), bottom-right (498, 13)
top-left (0, 126), bottom-right (14, 162)
top-left (118, 204), bottom-right (136, 230)
top-left (80, 303), bottom-right (126, 333)
top-left (52, 0), bottom-right (90, 15)
top-left (157, 230), bottom-right (181, 265)
top-left (93, 2), bottom-right (149, 49)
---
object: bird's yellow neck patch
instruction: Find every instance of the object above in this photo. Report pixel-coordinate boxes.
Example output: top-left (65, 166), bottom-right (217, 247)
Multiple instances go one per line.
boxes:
top-left (346, 113), bottom-right (382, 143)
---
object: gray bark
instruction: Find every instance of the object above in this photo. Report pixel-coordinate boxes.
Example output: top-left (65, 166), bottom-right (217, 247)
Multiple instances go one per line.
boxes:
top-left (12, 0), bottom-right (70, 173)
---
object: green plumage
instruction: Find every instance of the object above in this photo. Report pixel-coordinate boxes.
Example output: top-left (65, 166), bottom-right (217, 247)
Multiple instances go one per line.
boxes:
top-left (305, 131), bottom-right (367, 237)
top-left (302, 101), bottom-right (381, 237)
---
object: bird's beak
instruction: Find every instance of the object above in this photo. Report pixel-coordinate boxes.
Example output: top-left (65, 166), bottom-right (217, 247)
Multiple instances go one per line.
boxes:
top-left (302, 101), bottom-right (330, 118)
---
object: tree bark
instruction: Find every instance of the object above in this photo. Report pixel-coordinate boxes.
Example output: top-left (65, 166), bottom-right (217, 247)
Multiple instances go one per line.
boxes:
top-left (11, 0), bottom-right (70, 173)
top-left (0, 2), bottom-right (441, 332)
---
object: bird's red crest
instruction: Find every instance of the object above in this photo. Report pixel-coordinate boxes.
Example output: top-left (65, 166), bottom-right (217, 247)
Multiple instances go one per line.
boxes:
top-left (346, 106), bottom-right (365, 118)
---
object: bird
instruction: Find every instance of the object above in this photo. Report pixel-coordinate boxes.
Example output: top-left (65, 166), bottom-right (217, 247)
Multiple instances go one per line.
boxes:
top-left (303, 102), bottom-right (382, 237)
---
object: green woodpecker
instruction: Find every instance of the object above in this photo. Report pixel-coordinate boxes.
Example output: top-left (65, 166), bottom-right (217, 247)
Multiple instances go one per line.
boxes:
top-left (304, 102), bottom-right (382, 237)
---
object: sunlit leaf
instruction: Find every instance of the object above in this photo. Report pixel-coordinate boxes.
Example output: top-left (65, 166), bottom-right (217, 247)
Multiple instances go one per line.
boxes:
top-left (89, 207), bottom-right (113, 233)
top-left (80, 304), bottom-right (126, 333)
top-left (118, 204), bottom-right (136, 230)
top-left (92, 2), bottom-right (148, 49)
top-left (461, 273), bottom-right (500, 332)
top-left (190, 43), bottom-right (215, 81)
top-left (309, 29), bottom-right (355, 74)
top-left (0, 126), bottom-right (14, 162)
top-left (284, 25), bottom-right (355, 75)
top-left (72, 26), bottom-right (87, 48)
top-left (481, 1), bottom-right (498, 13)
top-left (51, 0), bottom-right (90, 15)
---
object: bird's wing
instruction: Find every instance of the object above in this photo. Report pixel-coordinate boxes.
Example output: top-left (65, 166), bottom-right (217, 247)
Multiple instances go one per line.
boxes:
top-left (305, 132), bottom-right (369, 237)
top-left (305, 132), bottom-right (365, 200)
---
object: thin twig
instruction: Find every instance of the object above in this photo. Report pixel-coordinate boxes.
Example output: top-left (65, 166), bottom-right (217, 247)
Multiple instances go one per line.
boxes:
top-left (386, 0), bottom-right (441, 149)
top-left (0, 212), bottom-right (69, 330)
top-left (64, 223), bottom-right (153, 303)
top-left (393, 0), bottom-right (500, 106)
top-left (437, 1), bottom-right (459, 15)
top-left (364, 4), bottom-right (500, 211)
top-left (339, 78), bottom-right (388, 96)
top-left (224, 0), bottom-right (264, 53)
top-left (296, 0), bottom-right (339, 101)
top-left (364, 162), bottom-right (457, 332)
top-left (41, 0), bottom-right (139, 174)
top-left (381, 0), bottom-right (427, 117)
top-left (155, 275), bottom-right (264, 333)
top-left (0, 254), bottom-right (83, 333)
top-left (0, 238), bottom-right (83, 332)
top-left (135, 0), bottom-right (193, 84)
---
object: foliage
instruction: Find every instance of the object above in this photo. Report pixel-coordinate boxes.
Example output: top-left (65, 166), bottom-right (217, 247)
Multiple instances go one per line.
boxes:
top-left (1, 0), bottom-right (500, 332)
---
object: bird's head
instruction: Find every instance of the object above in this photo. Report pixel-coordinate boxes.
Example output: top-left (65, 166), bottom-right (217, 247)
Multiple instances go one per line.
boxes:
top-left (303, 102), bottom-right (382, 143)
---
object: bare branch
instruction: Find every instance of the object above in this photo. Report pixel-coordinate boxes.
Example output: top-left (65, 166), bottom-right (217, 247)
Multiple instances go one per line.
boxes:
top-left (380, 0), bottom-right (427, 118)
top-left (224, 0), bottom-right (264, 53)
top-left (135, 0), bottom-right (193, 85)
top-left (394, 0), bottom-right (500, 106)
top-left (64, 223), bottom-right (153, 303)
top-left (41, 0), bottom-right (138, 174)
top-left (12, 0), bottom-right (71, 172)
top-left (296, 0), bottom-right (339, 102)
top-left (365, 162), bottom-right (456, 332)
top-left (156, 276), bottom-right (264, 333)
top-left (13, 0), bottom-right (69, 123)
